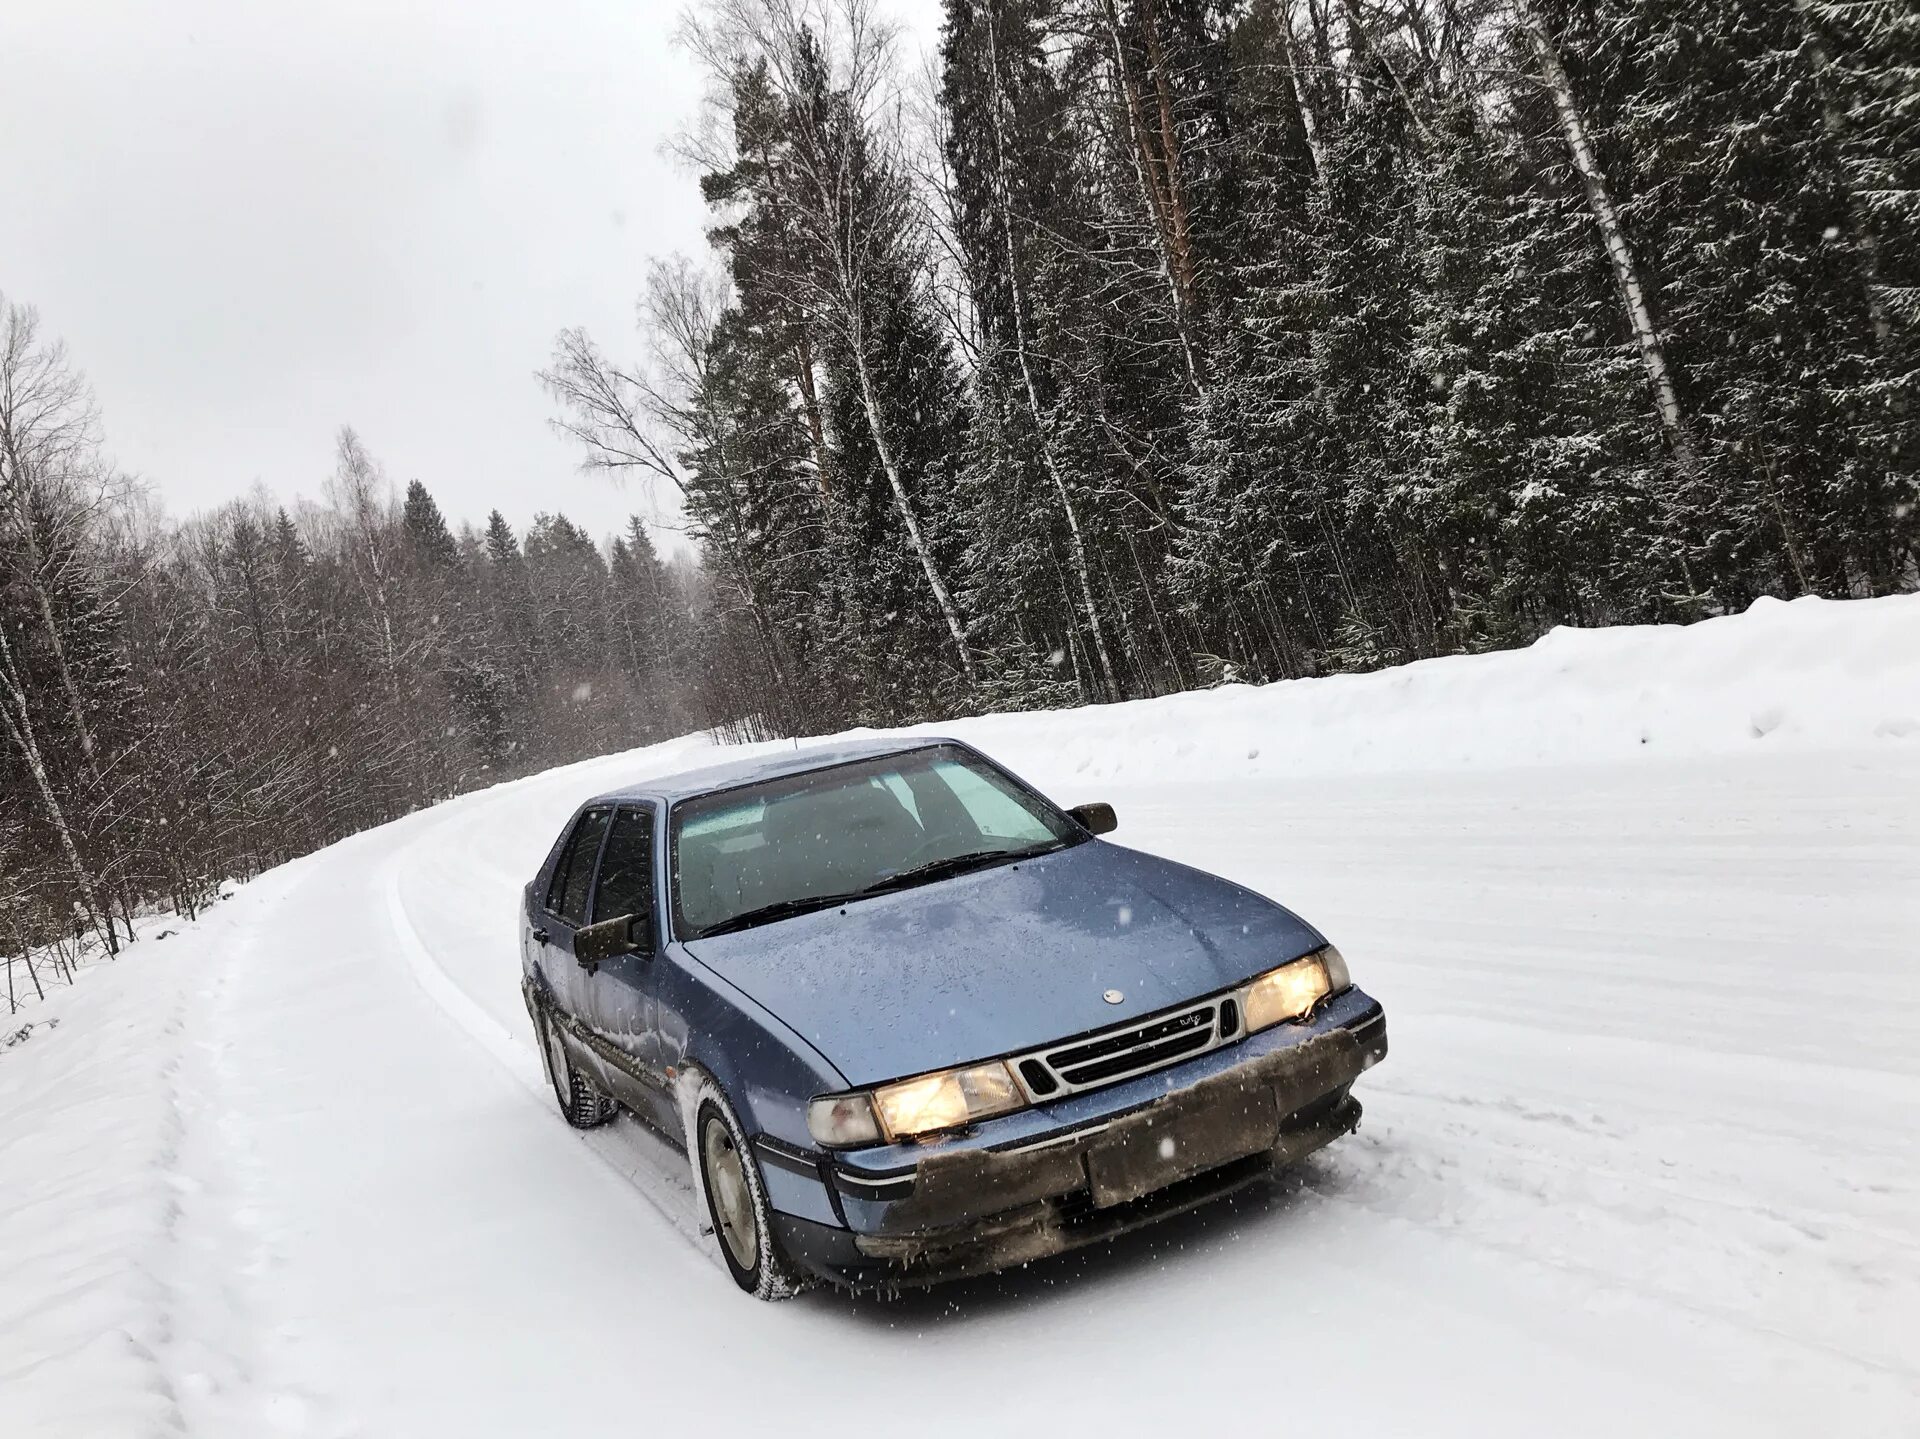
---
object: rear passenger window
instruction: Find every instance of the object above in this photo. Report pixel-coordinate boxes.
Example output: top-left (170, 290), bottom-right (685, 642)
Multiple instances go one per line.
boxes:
top-left (592, 807), bottom-right (655, 925)
top-left (546, 808), bottom-right (611, 925)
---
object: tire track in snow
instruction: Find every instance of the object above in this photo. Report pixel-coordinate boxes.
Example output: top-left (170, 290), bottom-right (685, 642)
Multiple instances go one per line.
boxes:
top-left (363, 733), bottom-right (701, 1096)
top-left (374, 781), bottom-right (715, 1261)
top-left (379, 839), bottom-right (547, 1099)
top-left (1297, 1084), bottom-right (1920, 1396)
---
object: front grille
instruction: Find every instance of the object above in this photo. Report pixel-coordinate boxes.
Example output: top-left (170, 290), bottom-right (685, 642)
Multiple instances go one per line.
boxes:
top-left (1013, 997), bottom-right (1233, 1100)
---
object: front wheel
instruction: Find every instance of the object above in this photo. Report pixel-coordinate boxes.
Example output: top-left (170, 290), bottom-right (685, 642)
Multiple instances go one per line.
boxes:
top-left (694, 1089), bottom-right (806, 1300)
top-left (540, 1009), bottom-right (615, 1130)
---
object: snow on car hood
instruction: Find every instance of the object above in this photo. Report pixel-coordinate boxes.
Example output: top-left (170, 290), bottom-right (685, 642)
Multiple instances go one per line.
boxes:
top-left (681, 838), bottom-right (1326, 1087)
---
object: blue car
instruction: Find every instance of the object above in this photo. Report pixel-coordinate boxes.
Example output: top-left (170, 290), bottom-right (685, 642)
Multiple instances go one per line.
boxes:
top-left (520, 737), bottom-right (1388, 1297)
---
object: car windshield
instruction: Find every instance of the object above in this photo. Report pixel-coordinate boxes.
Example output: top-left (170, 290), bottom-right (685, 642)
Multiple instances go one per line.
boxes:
top-left (671, 746), bottom-right (1080, 939)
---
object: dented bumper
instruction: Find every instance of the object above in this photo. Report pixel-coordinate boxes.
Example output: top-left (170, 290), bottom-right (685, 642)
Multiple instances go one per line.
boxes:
top-left (770, 999), bottom-right (1387, 1288)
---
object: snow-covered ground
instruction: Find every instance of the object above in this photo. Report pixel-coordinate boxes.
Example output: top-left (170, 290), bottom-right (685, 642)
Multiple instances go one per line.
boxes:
top-left (6, 594), bottom-right (1919, 1437)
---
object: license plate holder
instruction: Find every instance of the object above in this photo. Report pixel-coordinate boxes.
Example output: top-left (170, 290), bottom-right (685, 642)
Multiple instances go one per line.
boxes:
top-left (1085, 1083), bottom-right (1281, 1208)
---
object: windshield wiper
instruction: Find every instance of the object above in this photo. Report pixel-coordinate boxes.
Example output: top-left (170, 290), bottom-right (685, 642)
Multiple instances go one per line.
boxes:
top-left (693, 891), bottom-right (867, 939)
top-left (862, 842), bottom-right (1065, 896)
top-left (692, 843), bottom-right (1069, 938)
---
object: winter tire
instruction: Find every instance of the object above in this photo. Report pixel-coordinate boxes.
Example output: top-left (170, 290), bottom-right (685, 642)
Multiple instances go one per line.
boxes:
top-left (692, 1087), bottom-right (806, 1300)
top-left (541, 1009), bottom-right (615, 1130)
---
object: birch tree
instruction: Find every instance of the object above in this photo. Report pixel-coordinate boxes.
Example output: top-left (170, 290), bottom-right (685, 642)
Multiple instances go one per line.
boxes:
top-left (0, 615), bottom-right (110, 948)
top-left (688, 0), bottom-right (977, 681)
top-left (1515, 1), bottom-right (1700, 480)
top-left (0, 303), bottom-right (121, 793)
top-left (964, 0), bottom-right (1119, 697)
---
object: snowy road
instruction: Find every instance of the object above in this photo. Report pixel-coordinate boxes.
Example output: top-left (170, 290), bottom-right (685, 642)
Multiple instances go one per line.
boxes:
top-left (8, 598), bottom-right (1920, 1437)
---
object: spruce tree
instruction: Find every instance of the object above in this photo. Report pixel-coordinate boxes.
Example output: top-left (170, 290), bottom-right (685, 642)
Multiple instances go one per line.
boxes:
top-left (402, 479), bottom-right (461, 572)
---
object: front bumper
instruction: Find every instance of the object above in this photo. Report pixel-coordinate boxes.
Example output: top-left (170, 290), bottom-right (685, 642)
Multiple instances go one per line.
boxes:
top-left (770, 997), bottom-right (1387, 1288)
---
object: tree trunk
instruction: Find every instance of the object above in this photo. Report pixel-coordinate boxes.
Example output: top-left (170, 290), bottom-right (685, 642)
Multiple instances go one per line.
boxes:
top-left (1138, 0), bottom-right (1201, 310)
top-left (0, 439), bottom-right (112, 790)
top-left (1519, 4), bottom-right (1700, 477)
top-left (1338, 0), bottom-right (1437, 142)
top-left (849, 343), bottom-right (976, 682)
top-left (755, 130), bottom-right (835, 495)
top-left (364, 533), bottom-right (400, 700)
top-left (1102, 0), bottom-right (1205, 391)
top-left (1305, 0), bottom-right (1341, 126)
top-left (792, 334), bottom-right (832, 493)
top-left (0, 462), bottom-right (130, 935)
top-left (983, 5), bottom-right (1119, 699)
top-left (0, 621), bottom-right (112, 951)
top-left (1278, 0), bottom-right (1329, 181)
top-left (26, 554), bottom-right (101, 768)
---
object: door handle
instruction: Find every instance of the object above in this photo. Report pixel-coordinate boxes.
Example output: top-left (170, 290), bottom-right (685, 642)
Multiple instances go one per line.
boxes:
top-left (531, 927), bottom-right (550, 945)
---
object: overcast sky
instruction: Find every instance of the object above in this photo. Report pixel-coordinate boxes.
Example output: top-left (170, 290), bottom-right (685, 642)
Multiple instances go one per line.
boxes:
top-left (0, 0), bottom-right (942, 550)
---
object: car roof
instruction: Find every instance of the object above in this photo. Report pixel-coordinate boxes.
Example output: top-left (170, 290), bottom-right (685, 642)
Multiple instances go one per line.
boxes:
top-left (585, 734), bottom-right (963, 806)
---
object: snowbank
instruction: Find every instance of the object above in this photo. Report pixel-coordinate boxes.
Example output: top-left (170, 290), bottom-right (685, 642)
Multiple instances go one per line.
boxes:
top-left (905, 594), bottom-right (1920, 785)
top-left (0, 939), bottom-right (196, 1436)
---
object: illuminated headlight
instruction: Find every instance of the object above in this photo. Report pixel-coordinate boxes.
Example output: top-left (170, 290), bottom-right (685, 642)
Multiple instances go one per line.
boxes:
top-left (1242, 945), bottom-right (1349, 1031)
top-left (874, 1061), bottom-right (1023, 1140)
top-left (808, 1061), bottom-right (1025, 1147)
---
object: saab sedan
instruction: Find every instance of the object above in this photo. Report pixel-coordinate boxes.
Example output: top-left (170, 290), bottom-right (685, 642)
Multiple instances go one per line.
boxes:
top-left (520, 737), bottom-right (1388, 1297)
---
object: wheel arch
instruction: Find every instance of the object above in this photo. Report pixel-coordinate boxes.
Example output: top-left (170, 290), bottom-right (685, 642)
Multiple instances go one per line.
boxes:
top-left (659, 945), bottom-right (848, 1153)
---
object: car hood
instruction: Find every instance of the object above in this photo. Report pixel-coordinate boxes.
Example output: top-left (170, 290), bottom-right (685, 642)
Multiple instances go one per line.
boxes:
top-left (681, 839), bottom-right (1326, 1087)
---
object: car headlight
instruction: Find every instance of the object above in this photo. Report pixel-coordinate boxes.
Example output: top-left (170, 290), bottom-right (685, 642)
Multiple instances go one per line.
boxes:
top-left (808, 1060), bottom-right (1025, 1147)
top-left (1242, 945), bottom-right (1348, 1031)
top-left (1320, 943), bottom-right (1351, 992)
top-left (806, 1092), bottom-right (882, 1148)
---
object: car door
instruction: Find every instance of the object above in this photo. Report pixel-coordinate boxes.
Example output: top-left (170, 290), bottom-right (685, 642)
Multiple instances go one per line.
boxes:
top-left (578, 802), bottom-right (675, 1126)
top-left (531, 804), bottom-right (613, 1042)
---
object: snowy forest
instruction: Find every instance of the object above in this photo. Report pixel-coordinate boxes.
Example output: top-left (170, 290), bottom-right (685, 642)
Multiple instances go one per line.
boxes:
top-left (3, 0), bottom-right (1916, 962)
top-left (548, 0), bottom-right (1917, 729)
top-left (0, 303), bottom-right (717, 963)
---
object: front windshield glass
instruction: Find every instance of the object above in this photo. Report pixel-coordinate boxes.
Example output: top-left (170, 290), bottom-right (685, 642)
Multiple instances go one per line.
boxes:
top-left (671, 746), bottom-right (1080, 939)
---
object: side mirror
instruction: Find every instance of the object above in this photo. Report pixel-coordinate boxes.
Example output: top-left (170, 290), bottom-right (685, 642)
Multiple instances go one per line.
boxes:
top-left (575, 913), bottom-right (650, 968)
top-left (1068, 801), bottom-right (1118, 836)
